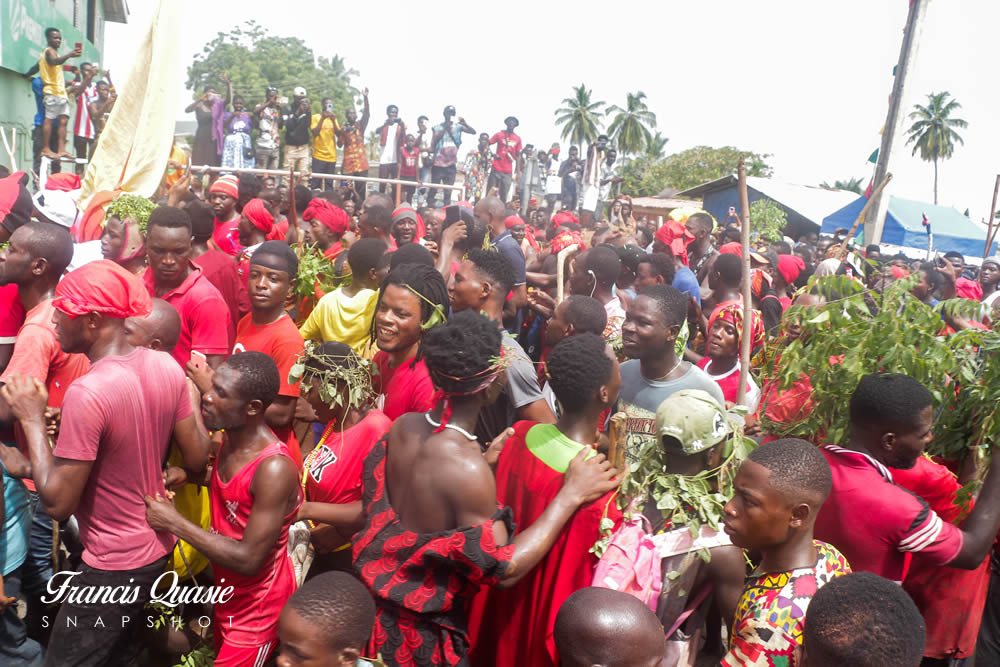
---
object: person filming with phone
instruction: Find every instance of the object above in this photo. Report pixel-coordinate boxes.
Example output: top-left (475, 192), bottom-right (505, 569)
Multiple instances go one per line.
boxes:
top-left (311, 97), bottom-right (341, 191)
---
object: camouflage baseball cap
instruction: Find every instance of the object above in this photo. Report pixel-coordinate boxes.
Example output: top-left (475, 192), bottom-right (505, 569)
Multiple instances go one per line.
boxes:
top-left (654, 389), bottom-right (731, 455)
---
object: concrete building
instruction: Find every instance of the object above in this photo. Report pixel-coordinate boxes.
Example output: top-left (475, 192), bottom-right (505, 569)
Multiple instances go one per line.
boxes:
top-left (0, 0), bottom-right (128, 172)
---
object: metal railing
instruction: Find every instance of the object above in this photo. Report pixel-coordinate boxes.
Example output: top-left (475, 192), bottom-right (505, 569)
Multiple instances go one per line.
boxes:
top-left (191, 165), bottom-right (466, 206)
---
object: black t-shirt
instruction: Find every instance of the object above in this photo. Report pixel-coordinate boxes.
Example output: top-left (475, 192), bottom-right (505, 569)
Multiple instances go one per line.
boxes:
top-left (285, 112), bottom-right (311, 147)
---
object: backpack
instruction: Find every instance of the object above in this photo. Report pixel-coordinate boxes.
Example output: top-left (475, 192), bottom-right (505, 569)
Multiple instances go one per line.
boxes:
top-left (591, 507), bottom-right (662, 611)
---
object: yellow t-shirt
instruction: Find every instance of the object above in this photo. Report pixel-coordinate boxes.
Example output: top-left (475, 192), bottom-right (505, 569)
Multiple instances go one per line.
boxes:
top-left (299, 286), bottom-right (378, 358)
top-left (39, 49), bottom-right (67, 97)
top-left (311, 113), bottom-right (341, 162)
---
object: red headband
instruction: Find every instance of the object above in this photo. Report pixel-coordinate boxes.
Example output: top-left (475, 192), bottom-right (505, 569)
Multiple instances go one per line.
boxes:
top-left (52, 260), bottom-right (152, 319)
top-left (303, 199), bottom-right (349, 235)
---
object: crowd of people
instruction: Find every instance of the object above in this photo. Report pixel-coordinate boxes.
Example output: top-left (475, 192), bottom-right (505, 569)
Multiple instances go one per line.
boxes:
top-left (1, 24), bottom-right (999, 667)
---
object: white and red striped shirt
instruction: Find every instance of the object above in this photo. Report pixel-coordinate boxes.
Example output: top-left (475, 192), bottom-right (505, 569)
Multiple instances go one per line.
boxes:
top-left (73, 82), bottom-right (98, 139)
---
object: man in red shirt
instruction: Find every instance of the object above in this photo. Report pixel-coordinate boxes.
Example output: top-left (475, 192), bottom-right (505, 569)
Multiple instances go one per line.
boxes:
top-left (188, 242), bottom-right (305, 467)
top-left (208, 174), bottom-right (242, 256)
top-left (815, 373), bottom-right (1000, 582)
top-left (371, 263), bottom-right (449, 421)
top-left (1, 259), bottom-right (210, 666)
top-left (145, 351), bottom-right (301, 667)
top-left (488, 116), bottom-right (522, 202)
top-left (0, 222), bottom-right (89, 626)
top-left (468, 333), bottom-right (622, 667)
top-left (189, 199), bottom-right (248, 332)
top-left (142, 205), bottom-right (232, 368)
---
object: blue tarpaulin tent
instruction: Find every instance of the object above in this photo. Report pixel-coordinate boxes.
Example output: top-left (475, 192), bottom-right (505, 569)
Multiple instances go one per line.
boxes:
top-left (822, 195), bottom-right (997, 257)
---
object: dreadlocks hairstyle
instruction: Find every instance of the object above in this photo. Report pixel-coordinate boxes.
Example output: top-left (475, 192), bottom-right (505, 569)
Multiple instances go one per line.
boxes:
top-left (369, 262), bottom-right (449, 344)
top-left (466, 247), bottom-right (515, 297)
top-left (421, 309), bottom-right (503, 397)
top-left (547, 333), bottom-right (613, 414)
top-left (289, 341), bottom-right (375, 413)
top-left (803, 572), bottom-right (925, 667)
top-left (285, 571), bottom-right (376, 654)
top-left (849, 373), bottom-right (933, 433)
top-left (746, 438), bottom-right (832, 507)
top-left (223, 351), bottom-right (280, 408)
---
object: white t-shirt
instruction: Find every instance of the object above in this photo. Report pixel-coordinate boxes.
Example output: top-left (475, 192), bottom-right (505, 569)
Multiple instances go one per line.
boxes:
top-left (380, 125), bottom-right (399, 165)
top-left (545, 155), bottom-right (562, 195)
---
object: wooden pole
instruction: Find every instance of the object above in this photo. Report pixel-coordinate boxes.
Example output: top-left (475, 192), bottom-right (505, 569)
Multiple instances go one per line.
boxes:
top-left (983, 174), bottom-right (1000, 263)
top-left (736, 158), bottom-right (752, 407)
top-left (555, 244), bottom-right (580, 304)
top-left (865, 0), bottom-right (928, 246)
top-left (835, 173), bottom-right (893, 274)
top-left (608, 412), bottom-right (627, 473)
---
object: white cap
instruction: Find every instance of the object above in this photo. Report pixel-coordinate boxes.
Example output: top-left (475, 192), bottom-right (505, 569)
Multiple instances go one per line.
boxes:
top-left (294, 86), bottom-right (306, 97)
top-left (32, 190), bottom-right (79, 229)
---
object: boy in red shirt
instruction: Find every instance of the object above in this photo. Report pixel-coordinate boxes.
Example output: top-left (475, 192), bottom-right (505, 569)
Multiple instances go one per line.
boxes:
top-left (398, 133), bottom-right (419, 204)
top-left (371, 263), bottom-right (449, 421)
top-left (146, 352), bottom-right (302, 667)
top-left (143, 205), bottom-right (232, 367)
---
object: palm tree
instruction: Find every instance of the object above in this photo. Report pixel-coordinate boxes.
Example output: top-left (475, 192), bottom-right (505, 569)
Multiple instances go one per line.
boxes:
top-left (905, 91), bottom-right (968, 204)
top-left (645, 131), bottom-right (670, 159)
top-left (554, 84), bottom-right (605, 149)
top-left (607, 91), bottom-right (656, 165)
top-left (820, 177), bottom-right (864, 194)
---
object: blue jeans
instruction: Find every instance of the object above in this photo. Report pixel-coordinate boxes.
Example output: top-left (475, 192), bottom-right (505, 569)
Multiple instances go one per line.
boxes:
top-left (0, 567), bottom-right (43, 665)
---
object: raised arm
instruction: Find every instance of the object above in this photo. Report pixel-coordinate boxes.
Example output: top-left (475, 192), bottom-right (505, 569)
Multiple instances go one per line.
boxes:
top-left (359, 88), bottom-right (370, 134)
top-left (146, 455), bottom-right (299, 576)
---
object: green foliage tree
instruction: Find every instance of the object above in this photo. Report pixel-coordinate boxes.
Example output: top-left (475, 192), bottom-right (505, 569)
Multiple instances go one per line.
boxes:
top-left (621, 146), bottom-right (773, 198)
top-left (606, 91), bottom-right (656, 166)
top-left (820, 177), bottom-right (864, 194)
top-left (657, 146), bottom-right (772, 192)
top-left (749, 199), bottom-right (788, 242)
top-left (554, 84), bottom-right (605, 149)
top-left (905, 91), bottom-right (968, 205)
top-left (187, 21), bottom-right (359, 118)
top-left (620, 154), bottom-right (672, 197)
top-left (760, 275), bottom-right (990, 465)
top-left (645, 131), bottom-right (670, 159)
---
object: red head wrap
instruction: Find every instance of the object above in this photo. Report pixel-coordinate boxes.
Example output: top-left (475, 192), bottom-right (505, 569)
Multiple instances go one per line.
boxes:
top-left (52, 259), bottom-right (152, 319)
top-left (303, 199), bottom-right (349, 235)
top-left (776, 254), bottom-right (806, 285)
top-left (504, 215), bottom-right (525, 229)
top-left (552, 211), bottom-right (579, 228)
top-left (242, 198), bottom-right (282, 241)
top-left (718, 241), bottom-right (742, 256)
top-left (45, 173), bottom-right (82, 192)
top-left (208, 174), bottom-right (239, 199)
top-left (654, 220), bottom-right (695, 265)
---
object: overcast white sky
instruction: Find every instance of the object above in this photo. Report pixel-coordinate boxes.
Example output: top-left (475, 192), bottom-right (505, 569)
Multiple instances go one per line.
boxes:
top-left (105, 0), bottom-right (998, 222)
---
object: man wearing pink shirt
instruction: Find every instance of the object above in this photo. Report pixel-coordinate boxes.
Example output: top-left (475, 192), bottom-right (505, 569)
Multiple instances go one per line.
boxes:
top-left (0, 260), bottom-right (210, 666)
top-left (142, 205), bottom-right (232, 368)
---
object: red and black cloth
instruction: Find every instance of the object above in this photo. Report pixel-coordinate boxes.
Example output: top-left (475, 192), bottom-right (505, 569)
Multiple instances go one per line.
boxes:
top-left (352, 436), bottom-right (515, 666)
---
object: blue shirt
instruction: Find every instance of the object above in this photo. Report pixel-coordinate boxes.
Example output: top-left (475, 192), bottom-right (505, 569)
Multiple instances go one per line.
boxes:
top-left (0, 458), bottom-right (30, 576)
top-left (32, 77), bottom-right (45, 127)
top-left (491, 230), bottom-right (527, 286)
top-left (673, 265), bottom-right (701, 306)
